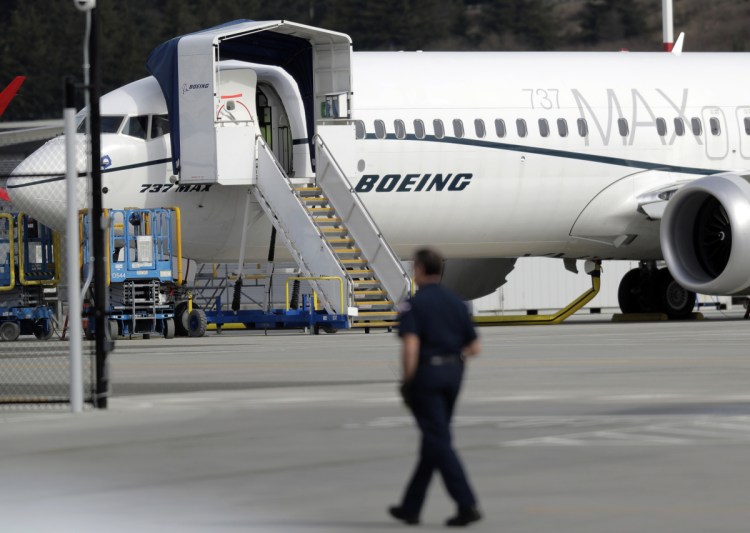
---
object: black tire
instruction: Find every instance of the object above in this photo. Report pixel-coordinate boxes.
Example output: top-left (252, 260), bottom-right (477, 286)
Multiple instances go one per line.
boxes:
top-left (33, 319), bottom-right (54, 340)
top-left (108, 320), bottom-right (119, 340)
top-left (174, 302), bottom-right (190, 336)
top-left (0, 321), bottom-right (21, 341)
top-left (322, 326), bottom-right (338, 334)
top-left (618, 268), bottom-right (657, 314)
top-left (187, 308), bottom-right (207, 338)
top-left (164, 318), bottom-right (176, 339)
top-left (656, 268), bottom-right (696, 319)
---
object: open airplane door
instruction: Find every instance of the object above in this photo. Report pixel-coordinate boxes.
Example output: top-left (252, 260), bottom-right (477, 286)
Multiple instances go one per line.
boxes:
top-left (148, 20), bottom-right (352, 186)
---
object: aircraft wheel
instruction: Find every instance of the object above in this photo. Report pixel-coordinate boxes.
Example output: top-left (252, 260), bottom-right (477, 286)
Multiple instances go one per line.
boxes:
top-left (617, 268), bottom-right (657, 314)
top-left (187, 309), bottom-right (207, 338)
top-left (0, 321), bottom-right (21, 341)
top-left (164, 318), bottom-right (176, 339)
top-left (656, 268), bottom-right (696, 319)
top-left (33, 319), bottom-right (54, 340)
top-left (322, 326), bottom-right (338, 334)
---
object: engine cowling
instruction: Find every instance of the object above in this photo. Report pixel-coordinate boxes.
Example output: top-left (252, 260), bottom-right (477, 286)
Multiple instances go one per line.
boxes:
top-left (661, 172), bottom-right (750, 295)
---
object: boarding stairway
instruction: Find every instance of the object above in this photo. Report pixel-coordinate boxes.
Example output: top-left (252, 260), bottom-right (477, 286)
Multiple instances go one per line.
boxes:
top-left (252, 134), bottom-right (411, 330)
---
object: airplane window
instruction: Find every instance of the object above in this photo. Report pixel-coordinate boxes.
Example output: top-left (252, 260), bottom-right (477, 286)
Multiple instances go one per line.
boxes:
top-left (557, 118), bottom-right (568, 137)
top-left (452, 119), bottom-right (464, 138)
top-left (495, 119), bottom-right (506, 138)
top-left (709, 117), bottom-right (721, 136)
top-left (354, 120), bottom-right (366, 139)
top-left (618, 118), bottom-right (629, 137)
top-left (745, 117), bottom-right (750, 135)
top-left (414, 119), bottom-right (425, 139)
top-left (577, 118), bottom-right (588, 137)
top-left (123, 115), bottom-right (149, 140)
top-left (150, 114), bottom-right (170, 139)
top-left (433, 119), bottom-right (445, 139)
top-left (374, 119), bottom-right (386, 139)
top-left (656, 118), bottom-right (667, 136)
top-left (394, 119), bottom-right (406, 139)
top-left (516, 119), bottom-right (528, 138)
top-left (474, 119), bottom-right (486, 138)
top-left (78, 115), bottom-right (124, 134)
top-left (674, 117), bottom-right (685, 136)
top-left (691, 117), bottom-right (702, 136)
top-left (538, 118), bottom-right (550, 138)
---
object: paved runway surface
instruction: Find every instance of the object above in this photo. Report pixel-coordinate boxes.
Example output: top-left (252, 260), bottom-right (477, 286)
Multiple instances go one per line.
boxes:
top-left (3, 313), bottom-right (750, 532)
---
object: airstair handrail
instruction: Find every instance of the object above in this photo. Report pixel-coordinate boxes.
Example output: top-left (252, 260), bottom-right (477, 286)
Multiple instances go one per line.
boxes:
top-left (313, 134), bottom-right (412, 305)
top-left (253, 137), bottom-right (350, 314)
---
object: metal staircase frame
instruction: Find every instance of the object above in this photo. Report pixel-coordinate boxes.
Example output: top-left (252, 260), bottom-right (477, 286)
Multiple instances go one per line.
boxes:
top-left (313, 134), bottom-right (412, 306)
top-left (252, 137), bottom-right (349, 314)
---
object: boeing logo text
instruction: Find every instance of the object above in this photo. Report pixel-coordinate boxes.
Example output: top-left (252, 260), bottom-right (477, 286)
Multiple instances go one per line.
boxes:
top-left (354, 173), bottom-right (473, 193)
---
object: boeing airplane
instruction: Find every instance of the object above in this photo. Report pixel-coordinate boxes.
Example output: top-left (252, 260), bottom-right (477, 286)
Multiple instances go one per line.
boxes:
top-left (6, 20), bottom-right (750, 320)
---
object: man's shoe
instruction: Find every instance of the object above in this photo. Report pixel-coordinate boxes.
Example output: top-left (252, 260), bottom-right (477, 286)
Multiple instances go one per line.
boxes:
top-left (389, 506), bottom-right (420, 525)
top-left (445, 506), bottom-right (482, 527)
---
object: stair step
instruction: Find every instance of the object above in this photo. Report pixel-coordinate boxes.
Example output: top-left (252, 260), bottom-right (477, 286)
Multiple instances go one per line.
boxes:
top-left (294, 186), bottom-right (322, 192)
top-left (333, 247), bottom-right (361, 254)
top-left (353, 289), bottom-right (385, 296)
top-left (354, 311), bottom-right (399, 319)
top-left (351, 320), bottom-right (398, 329)
top-left (327, 237), bottom-right (354, 244)
top-left (346, 269), bottom-right (374, 275)
top-left (313, 217), bottom-right (342, 224)
top-left (306, 207), bottom-right (336, 213)
top-left (301, 197), bottom-right (330, 204)
top-left (321, 227), bottom-right (347, 233)
top-left (354, 300), bottom-right (394, 307)
top-left (352, 279), bottom-right (381, 286)
top-left (340, 258), bottom-right (368, 264)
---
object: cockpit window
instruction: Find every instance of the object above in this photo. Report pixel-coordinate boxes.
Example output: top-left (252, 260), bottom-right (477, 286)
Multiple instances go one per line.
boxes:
top-left (150, 114), bottom-right (170, 139)
top-left (123, 115), bottom-right (149, 140)
top-left (76, 115), bottom-right (125, 134)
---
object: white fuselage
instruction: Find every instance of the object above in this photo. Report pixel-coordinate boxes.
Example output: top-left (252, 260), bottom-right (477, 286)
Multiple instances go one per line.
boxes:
top-left (9, 51), bottom-right (750, 264)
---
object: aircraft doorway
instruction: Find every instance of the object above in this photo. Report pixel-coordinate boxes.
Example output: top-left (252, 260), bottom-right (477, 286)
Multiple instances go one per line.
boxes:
top-left (736, 107), bottom-right (750, 160)
top-left (701, 107), bottom-right (728, 160)
top-left (257, 85), bottom-right (293, 175)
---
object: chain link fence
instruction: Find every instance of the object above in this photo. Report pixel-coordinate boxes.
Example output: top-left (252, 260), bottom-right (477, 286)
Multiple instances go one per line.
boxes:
top-left (0, 340), bottom-right (95, 407)
top-left (0, 131), bottom-right (99, 408)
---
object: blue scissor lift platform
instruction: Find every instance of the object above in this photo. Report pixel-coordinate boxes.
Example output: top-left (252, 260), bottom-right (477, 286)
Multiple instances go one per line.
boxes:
top-left (82, 208), bottom-right (182, 339)
top-left (0, 213), bottom-right (59, 341)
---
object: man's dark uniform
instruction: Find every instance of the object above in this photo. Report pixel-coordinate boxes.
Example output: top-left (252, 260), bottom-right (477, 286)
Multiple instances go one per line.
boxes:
top-left (397, 282), bottom-right (478, 516)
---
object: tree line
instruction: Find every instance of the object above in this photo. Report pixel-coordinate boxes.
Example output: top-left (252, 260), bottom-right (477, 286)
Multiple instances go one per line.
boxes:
top-left (0, 0), bottom-right (738, 120)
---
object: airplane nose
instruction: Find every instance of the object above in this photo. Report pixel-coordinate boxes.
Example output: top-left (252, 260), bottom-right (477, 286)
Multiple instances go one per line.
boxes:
top-left (7, 135), bottom-right (89, 232)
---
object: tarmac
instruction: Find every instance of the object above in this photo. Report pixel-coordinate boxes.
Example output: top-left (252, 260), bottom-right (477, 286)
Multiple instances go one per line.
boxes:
top-left (3, 311), bottom-right (750, 532)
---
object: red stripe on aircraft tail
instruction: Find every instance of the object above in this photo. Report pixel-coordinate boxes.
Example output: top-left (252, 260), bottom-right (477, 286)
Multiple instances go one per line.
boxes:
top-left (0, 76), bottom-right (26, 118)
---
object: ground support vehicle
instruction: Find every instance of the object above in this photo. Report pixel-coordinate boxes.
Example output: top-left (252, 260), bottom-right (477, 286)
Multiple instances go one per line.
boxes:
top-left (81, 208), bottom-right (182, 339)
top-left (0, 213), bottom-right (59, 341)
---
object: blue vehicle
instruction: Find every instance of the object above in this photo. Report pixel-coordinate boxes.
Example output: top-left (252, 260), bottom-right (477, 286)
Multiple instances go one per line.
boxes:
top-left (82, 208), bottom-right (183, 339)
top-left (0, 213), bottom-right (59, 341)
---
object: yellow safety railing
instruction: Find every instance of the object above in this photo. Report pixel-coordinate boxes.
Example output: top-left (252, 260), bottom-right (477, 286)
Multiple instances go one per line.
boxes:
top-left (17, 212), bottom-right (61, 286)
top-left (285, 276), bottom-right (344, 313)
top-left (473, 261), bottom-right (602, 326)
top-left (166, 206), bottom-right (183, 286)
top-left (0, 213), bottom-right (15, 292)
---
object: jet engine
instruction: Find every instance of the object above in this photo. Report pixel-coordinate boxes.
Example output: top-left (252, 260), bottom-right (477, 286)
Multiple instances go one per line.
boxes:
top-left (661, 172), bottom-right (750, 295)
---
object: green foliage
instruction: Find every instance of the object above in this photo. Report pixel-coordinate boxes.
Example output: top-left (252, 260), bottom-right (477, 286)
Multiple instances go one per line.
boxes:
top-left (579, 0), bottom-right (650, 44)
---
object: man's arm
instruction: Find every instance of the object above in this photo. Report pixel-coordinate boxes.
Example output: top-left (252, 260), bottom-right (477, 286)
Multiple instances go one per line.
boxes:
top-left (401, 333), bottom-right (420, 382)
top-left (463, 338), bottom-right (481, 358)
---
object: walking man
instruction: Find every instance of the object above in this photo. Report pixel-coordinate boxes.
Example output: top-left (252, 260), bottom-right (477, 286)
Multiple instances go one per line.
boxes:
top-left (389, 248), bottom-right (482, 527)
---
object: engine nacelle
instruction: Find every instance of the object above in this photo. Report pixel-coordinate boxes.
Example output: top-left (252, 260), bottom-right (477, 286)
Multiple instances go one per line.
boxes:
top-left (661, 172), bottom-right (750, 295)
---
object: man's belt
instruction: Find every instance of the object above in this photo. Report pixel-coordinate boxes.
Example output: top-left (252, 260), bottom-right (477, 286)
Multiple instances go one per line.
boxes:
top-left (428, 354), bottom-right (464, 366)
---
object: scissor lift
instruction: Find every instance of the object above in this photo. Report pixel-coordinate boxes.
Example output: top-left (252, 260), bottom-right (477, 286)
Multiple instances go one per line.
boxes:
top-left (81, 208), bottom-right (182, 339)
top-left (0, 213), bottom-right (59, 341)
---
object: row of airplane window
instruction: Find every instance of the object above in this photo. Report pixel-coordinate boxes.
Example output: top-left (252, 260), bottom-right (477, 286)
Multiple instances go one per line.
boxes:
top-left (355, 116), bottom-right (750, 141)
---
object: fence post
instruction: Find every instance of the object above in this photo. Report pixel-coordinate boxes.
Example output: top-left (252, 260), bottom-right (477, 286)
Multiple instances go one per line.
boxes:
top-left (64, 78), bottom-right (83, 413)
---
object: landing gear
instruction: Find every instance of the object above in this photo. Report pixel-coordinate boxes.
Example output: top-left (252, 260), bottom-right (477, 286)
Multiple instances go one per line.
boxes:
top-left (618, 265), bottom-right (696, 319)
